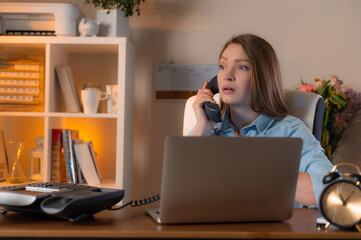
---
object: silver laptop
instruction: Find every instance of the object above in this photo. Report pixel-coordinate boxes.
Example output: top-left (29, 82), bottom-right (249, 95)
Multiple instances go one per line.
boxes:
top-left (146, 136), bottom-right (302, 224)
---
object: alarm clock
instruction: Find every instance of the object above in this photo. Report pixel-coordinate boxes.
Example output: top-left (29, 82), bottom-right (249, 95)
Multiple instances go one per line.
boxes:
top-left (320, 162), bottom-right (361, 231)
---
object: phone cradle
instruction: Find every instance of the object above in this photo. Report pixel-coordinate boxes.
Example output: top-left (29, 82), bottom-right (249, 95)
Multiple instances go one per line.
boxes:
top-left (0, 182), bottom-right (124, 222)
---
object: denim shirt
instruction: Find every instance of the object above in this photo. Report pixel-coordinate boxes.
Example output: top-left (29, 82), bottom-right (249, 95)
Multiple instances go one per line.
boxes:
top-left (208, 107), bottom-right (334, 208)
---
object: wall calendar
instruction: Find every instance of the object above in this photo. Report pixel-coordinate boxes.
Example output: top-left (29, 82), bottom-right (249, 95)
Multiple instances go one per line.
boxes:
top-left (154, 64), bottom-right (219, 100)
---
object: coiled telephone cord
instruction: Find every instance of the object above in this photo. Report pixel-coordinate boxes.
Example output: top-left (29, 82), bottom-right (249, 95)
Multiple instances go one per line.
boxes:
top-left (109, 194), bottom-right (160, 210)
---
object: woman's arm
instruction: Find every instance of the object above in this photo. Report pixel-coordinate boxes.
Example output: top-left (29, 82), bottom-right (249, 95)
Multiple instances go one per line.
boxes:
top-left (287, 118), bottom-right (334, 207)
top-left (295, 172), bottom-right (317, 206)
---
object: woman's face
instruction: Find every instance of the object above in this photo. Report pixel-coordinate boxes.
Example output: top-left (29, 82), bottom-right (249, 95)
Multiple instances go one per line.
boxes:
top-left (217, 43), bottom-right (252, 108)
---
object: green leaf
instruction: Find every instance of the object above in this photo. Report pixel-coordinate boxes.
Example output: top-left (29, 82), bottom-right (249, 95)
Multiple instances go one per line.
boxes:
top-left (84, 0), bottom-right (145, 16)
top-left (323, 108), bottom-right (330, 127)
top-left (330, 94), bottom-right (347, 106)
top-left (316, 84), bottom-right (328, 96)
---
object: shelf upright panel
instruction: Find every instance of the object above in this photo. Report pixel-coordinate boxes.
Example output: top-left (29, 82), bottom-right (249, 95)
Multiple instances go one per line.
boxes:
top-left (43, 43), bottom-right (51, 181)
top-left (116, 39), bottom-right (135, 201)
top-left (45, 41), bottom-right (71, 181)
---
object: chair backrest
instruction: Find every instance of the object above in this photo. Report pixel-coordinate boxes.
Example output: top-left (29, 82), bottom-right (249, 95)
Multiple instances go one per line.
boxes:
top-left (283, 90), bottom-right (325, 141)
top-left (182, 90), bottom-right (324, 141)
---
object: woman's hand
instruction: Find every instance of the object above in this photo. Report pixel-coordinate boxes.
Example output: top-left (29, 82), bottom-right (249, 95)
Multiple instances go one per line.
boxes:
top-left (192, 81), bottom-right (217, 136)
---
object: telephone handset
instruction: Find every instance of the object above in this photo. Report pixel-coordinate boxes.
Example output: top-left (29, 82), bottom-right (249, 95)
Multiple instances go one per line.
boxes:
top-left (203, 76), bottom-right (222, 123)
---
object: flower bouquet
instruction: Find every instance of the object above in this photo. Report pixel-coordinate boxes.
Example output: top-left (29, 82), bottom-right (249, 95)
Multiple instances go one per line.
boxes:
top-left (298, 76), bottom-right (361, 161)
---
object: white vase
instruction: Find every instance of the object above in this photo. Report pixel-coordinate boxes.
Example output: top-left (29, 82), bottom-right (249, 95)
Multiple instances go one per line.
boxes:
top-left (96, 9), bottom-right (129, 38)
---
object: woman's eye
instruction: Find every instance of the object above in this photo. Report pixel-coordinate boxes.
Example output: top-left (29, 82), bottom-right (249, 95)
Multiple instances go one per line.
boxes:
top-left (239, 66), bottom-right (249, 70)
top-left (219, 65), bottom-right (225, 70)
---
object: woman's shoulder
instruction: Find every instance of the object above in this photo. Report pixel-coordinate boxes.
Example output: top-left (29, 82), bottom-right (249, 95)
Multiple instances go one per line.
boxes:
top-left (273, 115), bottom-right (313, 137)
top-left (256, 114), bottom-right (308, 135)
top-left (278, 115), bottom-right (305, 126)
top-left (269, 114), bottom-right (309, 132)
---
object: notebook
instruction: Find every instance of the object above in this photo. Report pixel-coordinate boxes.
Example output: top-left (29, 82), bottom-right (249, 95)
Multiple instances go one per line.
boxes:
top-left (146, 136), bottom-right (303, 224)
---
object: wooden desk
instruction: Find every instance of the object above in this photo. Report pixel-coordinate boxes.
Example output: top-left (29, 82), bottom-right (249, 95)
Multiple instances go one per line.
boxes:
top-left (0, 207), bottom-right (359, 239)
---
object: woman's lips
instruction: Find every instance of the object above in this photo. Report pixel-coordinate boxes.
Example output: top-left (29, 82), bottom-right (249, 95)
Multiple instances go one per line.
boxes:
top-left (222, 86), bottom-right (235, 94)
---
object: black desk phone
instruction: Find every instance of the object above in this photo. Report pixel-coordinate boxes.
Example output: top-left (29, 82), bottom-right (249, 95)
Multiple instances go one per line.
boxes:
top-left (203, 76), bottom-right (222, 123)
top-left (0, 182), bottom-right (124, 222)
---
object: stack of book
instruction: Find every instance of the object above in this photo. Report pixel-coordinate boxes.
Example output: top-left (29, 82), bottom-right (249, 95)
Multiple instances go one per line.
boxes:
top-left (51, 129), bottom-right (101, 185)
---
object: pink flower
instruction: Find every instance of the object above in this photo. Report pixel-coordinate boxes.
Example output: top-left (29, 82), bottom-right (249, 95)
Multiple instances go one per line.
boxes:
top-left (298, 84), bottom-right (314, 92)
top-left (314, 81), bottom-right (323, 90)
top-left (330, 75), bottom-right (342, 87)
top-left (330, 75), bottom-right (338, 86)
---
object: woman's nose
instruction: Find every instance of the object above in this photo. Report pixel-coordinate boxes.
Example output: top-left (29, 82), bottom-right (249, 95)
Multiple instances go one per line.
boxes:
top-left (223, 74), bottom-right (235, 81)
top-left (221, 68), bottom-right (236, 81)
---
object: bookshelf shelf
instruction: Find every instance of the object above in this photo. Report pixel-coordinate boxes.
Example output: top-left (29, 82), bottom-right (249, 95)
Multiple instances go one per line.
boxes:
top-left (0, 112), bottom-right (117, 118)
top-left (0, 36), bottom-right (134, 200)
top-left (47, 112), bottom-right (118, 118)
top-left (0, 112), bottom-right (46, 117)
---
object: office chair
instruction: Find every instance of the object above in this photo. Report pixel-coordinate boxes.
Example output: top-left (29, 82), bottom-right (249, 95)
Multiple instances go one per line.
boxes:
top-left (183, 90), bottom-right (325, 142)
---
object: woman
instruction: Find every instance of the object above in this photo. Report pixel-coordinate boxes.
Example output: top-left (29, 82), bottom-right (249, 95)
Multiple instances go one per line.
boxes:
top-left (192, 34), bottom-right (334, 208)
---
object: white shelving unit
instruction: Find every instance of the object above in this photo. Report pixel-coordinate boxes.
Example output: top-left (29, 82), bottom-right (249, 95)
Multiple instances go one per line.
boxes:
top-left (0, 36), bottom-right (135, 199)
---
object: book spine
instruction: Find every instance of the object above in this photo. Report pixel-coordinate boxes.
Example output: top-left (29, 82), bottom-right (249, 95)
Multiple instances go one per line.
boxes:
top-left (55, 66), bottom-right (81, 113)
top-left (69, 130), bottom-right (79, 183)
top-left (73, 142), bottom-right (100, 185)
top-left (76, 161), bottom-right (87, 184)
top-left (62, 129), bottom-right (74, 183)
top-left (72, 139), bottom-right (86, 184)
top-left (51, 129), bottom-right (67, 182)
top-left (88, 141), bottom-right (102, 180)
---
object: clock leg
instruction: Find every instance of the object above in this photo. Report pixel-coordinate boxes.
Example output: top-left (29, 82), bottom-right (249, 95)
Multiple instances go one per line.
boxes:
top-left (324, 222), bottom-right (331, 230)
top-left (355, 224), bottom-right (361, 232)
top-left (316, 217), bottom-right (330, 231)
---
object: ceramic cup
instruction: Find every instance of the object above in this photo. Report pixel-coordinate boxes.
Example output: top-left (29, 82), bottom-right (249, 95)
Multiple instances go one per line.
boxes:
top-left (81, 88), bottom-right (107, 113)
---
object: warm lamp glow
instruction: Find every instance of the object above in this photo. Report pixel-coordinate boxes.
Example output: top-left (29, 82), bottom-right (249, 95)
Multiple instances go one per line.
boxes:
top-left (61, 117), bottom-right (117, 181)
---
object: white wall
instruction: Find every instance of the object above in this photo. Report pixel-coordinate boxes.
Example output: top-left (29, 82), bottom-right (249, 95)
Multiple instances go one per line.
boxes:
top-left (129, 0), bottom-right (361, 198)
top-left (2, 0), bottom-right (361, 198)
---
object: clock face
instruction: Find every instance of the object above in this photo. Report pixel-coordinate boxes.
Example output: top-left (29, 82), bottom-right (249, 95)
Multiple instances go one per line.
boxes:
top-left (320, 180), bottom-right (361, 228)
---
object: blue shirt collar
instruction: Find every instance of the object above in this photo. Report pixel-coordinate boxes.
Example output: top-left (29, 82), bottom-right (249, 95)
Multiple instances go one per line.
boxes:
top-left (221, 107), bottom-right (277, 134)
